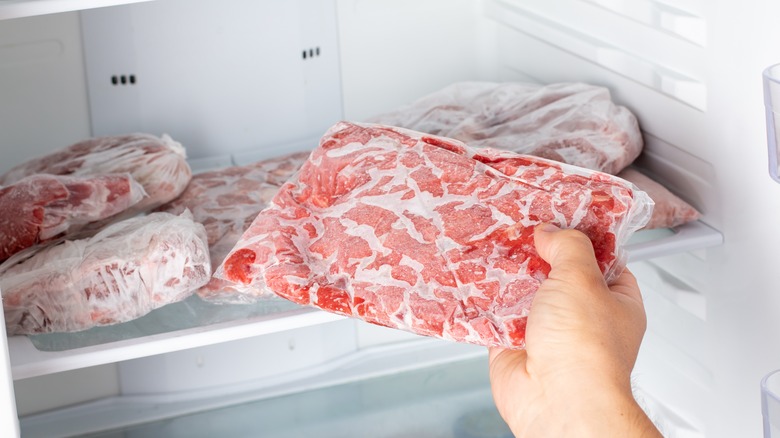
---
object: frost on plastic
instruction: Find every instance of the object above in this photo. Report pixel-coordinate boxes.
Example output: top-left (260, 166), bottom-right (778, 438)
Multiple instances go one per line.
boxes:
top-left (371, 81), bottom-right (700, 230)
top-left (155, 152), bottom-right (311, 303)
top-left (0, 133), bottom-right (191, 218)
top-left (369, 82), bottom-right (643, 175)
top-left (0, 173), bottom-right (147, 262)
top-left (0, 211), bottom-right (210, 335)
top-left (215, 122), bottom-right (652, 349)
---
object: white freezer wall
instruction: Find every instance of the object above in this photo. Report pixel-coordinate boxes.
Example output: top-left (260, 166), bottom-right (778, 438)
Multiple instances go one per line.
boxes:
top-left (4, 0), bottom-right (496, 418)
top-left (336, 0), bottom-right (496, 120)
top-left (0, 12), bottom-right (92, 174)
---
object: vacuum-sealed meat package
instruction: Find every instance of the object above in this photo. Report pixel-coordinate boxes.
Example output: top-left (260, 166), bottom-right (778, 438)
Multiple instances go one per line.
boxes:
top-left (0, 133), bottom-right (192, 217)
top-left (369, 82), bottom-right (643, 175)
top-left (616, 167), bottom-right (701, 229)
top-left (214, 122), bottom-right (653, 348)
top-left (1, 211), bottom-right (210, 335)
top-left (155, 152), bottom-right (310, 302)
top-left (0, 173), bottom-right (146, 262)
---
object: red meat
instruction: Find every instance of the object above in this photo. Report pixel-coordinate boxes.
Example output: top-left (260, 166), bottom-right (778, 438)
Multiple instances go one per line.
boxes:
top-left (616, 167), bottom-right (700, 229)
top-left (215, 122), bottom-right (652, 348)
top-left (369, 82), bottom-right (643, 175)
top-left (0, 133), bottom-right (191, 218)
top-left (0, 174), bottom-right (146, 262)
top-left (154, 152), bottom-right (310, 302)
top-left (0, 212), bottom-right (210, 335)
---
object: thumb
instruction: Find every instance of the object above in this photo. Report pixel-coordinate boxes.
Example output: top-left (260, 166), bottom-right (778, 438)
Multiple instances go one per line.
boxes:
top-left (533, 224), bottom-right (605, 286)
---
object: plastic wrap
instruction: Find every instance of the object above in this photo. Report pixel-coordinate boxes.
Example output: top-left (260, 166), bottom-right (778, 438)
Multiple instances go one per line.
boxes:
top-left (616, 167), bottom-right (701, 229)
top-left (369, 82), bottom-right (643, 175)
top-left (155, 152), bottom-right (310, 302)
top-left (215, 122), bottom-right (653, 348)
top-left (0, 173), bottom-right (146, 262)
top-left (0, 133), bottom-right (191, 217)
top-left (0, 211), bottom-right (210, 335)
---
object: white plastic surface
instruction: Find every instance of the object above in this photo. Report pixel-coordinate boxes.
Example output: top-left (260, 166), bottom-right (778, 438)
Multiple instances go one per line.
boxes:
top-left (582, 0), bottom-right (706, 46)
top-left (19, 339), bottom-right (488, 438)
top-left (764, 63), bottom-right (780, 184)
top-left (80, 0), bottom-right (343, 161)
top-left (626, 220), bottom-right (722, 262)
top-left (117, 319), bottom-right (358, 394)
top-left (8, 304), bottom-right (344, 380)
top-left (0, 0), bottom-right (154, 20)
top-left (764, 369), bottom-right (780, 437)
top-left (485, 0), bottom-right (707, 110)
top-left (0, 293), bottom-right (20, 438)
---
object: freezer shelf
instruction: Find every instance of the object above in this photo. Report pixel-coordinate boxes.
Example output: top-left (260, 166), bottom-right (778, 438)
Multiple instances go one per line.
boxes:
top-left (19, 340), bottom-right (501, 438)
top-left (9, 298), bottom-right (344, 380)
top-left (6, 219), bottom-right (722, 381)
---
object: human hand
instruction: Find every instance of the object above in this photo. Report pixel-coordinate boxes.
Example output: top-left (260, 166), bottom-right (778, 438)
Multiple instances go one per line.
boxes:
top-left (488, 224), bottom-right (661, 437)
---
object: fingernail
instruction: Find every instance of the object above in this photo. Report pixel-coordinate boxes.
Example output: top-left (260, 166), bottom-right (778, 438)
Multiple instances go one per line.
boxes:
top-left (539, 223), bottom-right (560, 232)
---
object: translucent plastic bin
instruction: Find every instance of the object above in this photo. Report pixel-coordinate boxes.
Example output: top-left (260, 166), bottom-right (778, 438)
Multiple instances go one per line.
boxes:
top-left (763, 63), bottom-right (780, 183)
top-left (762, 369), bottom-right (780, 436)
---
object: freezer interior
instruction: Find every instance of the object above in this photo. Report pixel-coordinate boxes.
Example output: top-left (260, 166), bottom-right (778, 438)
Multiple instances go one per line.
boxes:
top-left (1, 0), bottom-right (779, 437)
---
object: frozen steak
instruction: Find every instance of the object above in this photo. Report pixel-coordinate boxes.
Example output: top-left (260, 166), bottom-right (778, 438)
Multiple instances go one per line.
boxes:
top-left (369, 82), bottom-right (643, 175)
top-left (0, 133), bottom-right (192, 217)
top-left (215, 122), bottom-right (652, 349)
top-left (617, 167), bottom-right (701, 229)
top-left (1, 212), bottom-right (210, 335)
top-left (0, 173), bottom-right (146, 262)
top-left (155, 152), bottom-right (310, 302)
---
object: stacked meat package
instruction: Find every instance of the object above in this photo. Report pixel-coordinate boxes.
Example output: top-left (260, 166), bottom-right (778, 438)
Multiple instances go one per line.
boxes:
top-left (0, 134), bottom-right (201, 335)
top-left (0, 81), bottom-right (702, 345)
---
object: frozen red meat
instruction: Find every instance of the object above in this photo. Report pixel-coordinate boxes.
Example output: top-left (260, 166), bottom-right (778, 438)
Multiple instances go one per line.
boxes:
top-left (155, 152), bottom-right (310, 302)
top-left (0, 133), bottom-right (192, 217)
top-left (1, 212), bottom-right (210, 335)
top-left (215, 122), bottom-right (652, 348)
top-left (0, 173), bottom-right (146, 262)
top-left (369, 82), bottom-right (643, 175)
top-left (617, 167), bottom-right (701, 229)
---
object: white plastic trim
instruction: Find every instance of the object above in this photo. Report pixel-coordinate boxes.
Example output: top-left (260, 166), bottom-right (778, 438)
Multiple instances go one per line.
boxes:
top-left (0, 296), bottom-right (20, 438)
top-left (0, 0), bottom-right (155, 20)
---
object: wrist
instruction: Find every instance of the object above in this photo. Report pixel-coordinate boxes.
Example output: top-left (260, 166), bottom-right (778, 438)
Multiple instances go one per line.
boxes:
top-left (506, 377), bottom-right (661, 437)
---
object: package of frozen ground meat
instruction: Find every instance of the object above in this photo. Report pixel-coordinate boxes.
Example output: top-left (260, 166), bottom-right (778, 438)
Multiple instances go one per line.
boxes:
top-left (0, 173), bottom-right (146, 262)
top-left (214, 122), bottom-right (653, 348)
top-left (154, 152), bottom-right (311, 303)
top-left (0, 133), bottom-right (192, 218)
top-left (369, 82), bottom-right (643, 175)
top-left (0, 211), bottom-right (210, 335)
top-left (616, 167), bottom-right (701, 229)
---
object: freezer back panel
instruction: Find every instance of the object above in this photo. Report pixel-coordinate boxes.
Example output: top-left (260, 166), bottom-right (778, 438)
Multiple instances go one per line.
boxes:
top-left (80, 0), bottom-right (343, 161)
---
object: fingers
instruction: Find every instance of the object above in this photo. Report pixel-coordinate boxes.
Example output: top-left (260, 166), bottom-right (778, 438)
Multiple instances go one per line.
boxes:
top-left (608, 267), bottom-right (644, 303)
top-left (488, 346), bottom-right (528, 376)
top-left (533, 224), bottom-right (605, 287)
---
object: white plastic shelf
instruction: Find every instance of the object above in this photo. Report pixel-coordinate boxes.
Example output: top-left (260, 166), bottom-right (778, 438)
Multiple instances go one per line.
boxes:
top-left (19, 339), bottom-right (489, 438)
top-left (0, 0), bottom-right (155, 20)
top-left (626, 220), bottom-right (722, 261)
top-left (10, 299), bottom-right (344, 380)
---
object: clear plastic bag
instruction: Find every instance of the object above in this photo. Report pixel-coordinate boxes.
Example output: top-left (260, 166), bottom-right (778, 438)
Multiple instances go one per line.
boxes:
top-left (616, 167), bottom-right (700, 229)
top-left (369, 82), bottom-right (643, 175)
top-left (1, 211), bottom-right (210, 335)
top-left (155, 152), bottom-right (311, 303)
top-left (0, 133), bottom-right (191, 217)
top-left (215, 122), bottom-right (653, 349)
top-left (0, 173), bottom-right (146, 261)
